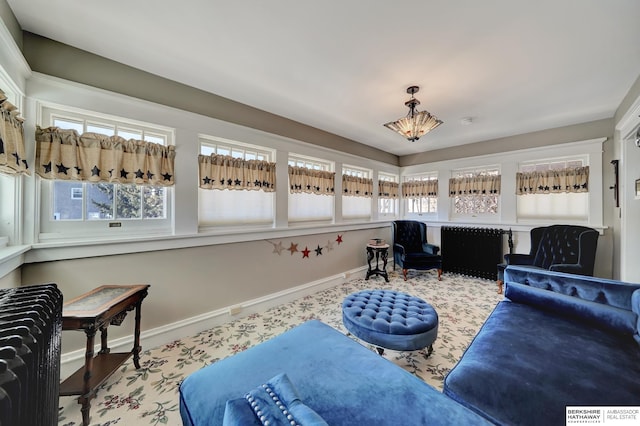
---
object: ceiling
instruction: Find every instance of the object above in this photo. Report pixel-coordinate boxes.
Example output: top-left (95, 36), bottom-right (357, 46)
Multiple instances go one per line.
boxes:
top-left (6, 0), bottom-right (640, 157)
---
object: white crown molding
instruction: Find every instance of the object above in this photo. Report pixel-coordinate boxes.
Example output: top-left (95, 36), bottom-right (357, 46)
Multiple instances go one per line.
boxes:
top-left (0, 19), bottom-right (31, 89)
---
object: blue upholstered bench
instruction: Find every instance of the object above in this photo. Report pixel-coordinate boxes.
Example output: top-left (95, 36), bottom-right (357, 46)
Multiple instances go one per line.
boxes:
top-left (342, 289), bottom-right (438, 355)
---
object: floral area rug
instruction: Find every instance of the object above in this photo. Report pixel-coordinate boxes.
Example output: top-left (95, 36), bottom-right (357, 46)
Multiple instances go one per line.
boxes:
top-left (58, 270), bottom-right (502, 425)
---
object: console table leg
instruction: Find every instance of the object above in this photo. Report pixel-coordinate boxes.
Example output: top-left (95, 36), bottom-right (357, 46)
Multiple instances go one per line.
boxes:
top-left (133, 301), bottom-right (143, 369)
top-left (80, 327), bottom-right (96, 426)
top-left (98, 326), bottom-right (110, 354)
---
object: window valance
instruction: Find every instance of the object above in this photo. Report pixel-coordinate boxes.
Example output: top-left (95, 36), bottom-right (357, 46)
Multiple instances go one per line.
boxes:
top-left (0, 92), bottom-right (29, 175)
top-left (35, 126), bottom-right (175, 186)
top-left (516, 166), bottom-right (589, 194)
top-left (198, 154), bottom-right (276, 191)
top-left (379, 180), bottom-right (399, 199)
top-left (288, 166), bottom-right (335, 195)
top-left (343, 175), bottom-right (373, 197)
top-left (402, 180), bottom-right (438, 198)
top-left (449, 175), bottom-right (501, 196)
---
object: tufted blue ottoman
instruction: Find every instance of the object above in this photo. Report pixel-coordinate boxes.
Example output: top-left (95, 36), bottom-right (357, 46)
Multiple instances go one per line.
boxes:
top-left (342, 290), bottom-right (438, 355)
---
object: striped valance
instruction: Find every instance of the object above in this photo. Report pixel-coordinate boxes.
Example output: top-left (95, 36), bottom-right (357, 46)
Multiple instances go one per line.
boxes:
top-left (402, 179), bottom-right (438, 198)
top-left (35, 126), bottom-right (175, 186)
top-left (449, 174), bottom-right (501, 196)
top-left (199, 154), bottom-right (276, 191)
top-left (379, 180), bottom-right (399, 199)
top-left (0, 91), bottom-right (29, 175)
top-left (343, 175), bottom-right (373, 197)
top-left (516, 166), bottom-right (589, 194)
top-left (289, 166), bottom-right (335, 195)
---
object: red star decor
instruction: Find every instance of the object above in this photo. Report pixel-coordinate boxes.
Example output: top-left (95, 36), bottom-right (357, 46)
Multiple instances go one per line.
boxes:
top-left (336, 234), bottom-right (343, 244)
top-left (301, 246), bottom-right (311, 258)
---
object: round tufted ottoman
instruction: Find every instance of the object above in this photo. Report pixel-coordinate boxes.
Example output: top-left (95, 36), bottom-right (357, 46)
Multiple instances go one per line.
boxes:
top-left (341, 290), bottom-right (438, 355)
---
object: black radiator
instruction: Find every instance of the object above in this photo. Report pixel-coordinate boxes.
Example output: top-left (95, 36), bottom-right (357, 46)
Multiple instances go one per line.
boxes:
top-left (0, 284), bottom-right (62, 426)
top-left (441, 227), bottom-right (510, 280)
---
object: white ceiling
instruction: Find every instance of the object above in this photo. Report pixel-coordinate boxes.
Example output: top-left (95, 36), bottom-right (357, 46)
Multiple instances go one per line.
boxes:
top-left (7, 0), bottom-right (640, 156)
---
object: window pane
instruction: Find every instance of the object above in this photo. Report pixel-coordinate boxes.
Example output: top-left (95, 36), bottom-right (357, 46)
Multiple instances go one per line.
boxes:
top-left (53, 181), bottom-right (83, 220)
top-left (86, 183), bottom-right (114, 220)
top-left (116, 184), bottom-right (142, 219)
top-left (289, 192), bottom-right (333, 222)
top-left (343, 196), bottom-right (371, 219)
top-left (53, 118), bottom-right (84, 133)
top-left (143, 186), bottom-right (166, 219)
top-left (87, 123), bottom-right (115, 136)
top-left (118, 129), bottom-right (143, 140)
top-left (201, 145), bottom-right (216, 156)
top-left (144, 134), bottom-right (166, 145)
top-left (199, 189), bottom-right (274, 225)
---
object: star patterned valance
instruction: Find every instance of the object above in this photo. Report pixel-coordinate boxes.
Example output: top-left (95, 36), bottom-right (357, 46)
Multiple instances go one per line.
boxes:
top-left (516, 166), bottom-right (589, 195)
top-left (449, 174), bottom-right (501, 197)
top-left (379, 180), bottom-right (399, 199)
top-left (198, 154), bottom-right (275, 191)
top-left (402, 179), bottom-right (438, 198)
top-left (0, 90), bottom-right (29, 175)
top-left (288, 166), bottom-right (335, 195)
top-left (35, 126), bottom-right (175, 186)
top-left (343, 175), bottom-right (373, 197)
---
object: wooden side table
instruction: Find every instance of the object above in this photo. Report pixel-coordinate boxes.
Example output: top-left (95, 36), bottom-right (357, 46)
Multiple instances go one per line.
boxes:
top-left (366, 243), bottom-right (390, 282)
top-left (60, 284), bottom-right (149, 426)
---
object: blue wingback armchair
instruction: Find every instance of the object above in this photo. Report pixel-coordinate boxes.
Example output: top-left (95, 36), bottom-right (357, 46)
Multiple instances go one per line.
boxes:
top-left (497, 224), bottom-right (599, 293)
top-left (393, 220), bottom-right (442, 281)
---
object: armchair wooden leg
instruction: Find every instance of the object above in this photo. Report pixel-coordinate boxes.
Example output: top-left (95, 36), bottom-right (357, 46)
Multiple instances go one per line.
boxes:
top-left (437, 269), bottom-right (442, 281)
top-left (403, 269), bottom-right (408, 281)
top-left (497, 280), bottom-right (503, 294)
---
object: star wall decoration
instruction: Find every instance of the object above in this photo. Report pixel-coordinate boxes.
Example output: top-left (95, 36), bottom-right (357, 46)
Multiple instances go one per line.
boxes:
top-left (301, 246), bottom-right (311, 258)
top-left (266, 234), bottom-right (344, 261)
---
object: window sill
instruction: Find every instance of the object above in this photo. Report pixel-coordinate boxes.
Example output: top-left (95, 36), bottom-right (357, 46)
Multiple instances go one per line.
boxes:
top-left (26, 220), bottom-right (394, 263)
top-left (0, 245), bottom-right (31, 280)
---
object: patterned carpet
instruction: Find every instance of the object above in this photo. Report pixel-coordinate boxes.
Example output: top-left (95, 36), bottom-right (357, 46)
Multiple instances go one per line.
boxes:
top-left (58, 270), bottom-right (502, 426)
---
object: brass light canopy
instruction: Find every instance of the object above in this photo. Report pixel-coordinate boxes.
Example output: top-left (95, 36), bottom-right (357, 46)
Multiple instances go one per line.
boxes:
top-left (383, 86), bottom-right (443, 142)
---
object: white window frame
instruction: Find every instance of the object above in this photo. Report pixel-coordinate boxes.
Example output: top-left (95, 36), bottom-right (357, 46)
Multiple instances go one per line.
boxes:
top-left (38, 103), bottom-right (175, 240)
top-left (516, 155), bottom-right (589, 223)
top-left (342, 164), bottom-right (372, 220)
top-left (378, 172), bottom-right (399, 218)
top-left (0, 68), bottom-right (25, 246)
top-left (198, 135), bottom-right (276, 228)
top-left (288, 154), bottom-right (334, 224)
top-left (450, 166), bottom-right (500, 219)
top-left (403, 172), bottom-right (438, 218)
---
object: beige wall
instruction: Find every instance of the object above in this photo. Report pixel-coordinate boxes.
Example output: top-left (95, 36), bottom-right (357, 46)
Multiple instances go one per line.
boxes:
top-left (21, 226), bottom-right (392, 353)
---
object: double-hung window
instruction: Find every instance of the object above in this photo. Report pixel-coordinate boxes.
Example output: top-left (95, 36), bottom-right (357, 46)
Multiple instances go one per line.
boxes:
top-left (404, 173), bottom-right (438, 217)
top-left (342, 165), bottom-right (372, 220)
top-left (198, 136), bottom-right (275, 227)
top-left (288, 155), bottom-right (334, 224)
top-left (38, 105), bottom-right (174, 239)
top-left (516, 157), bottom-right (589, 222)
top-left (378, 172), bottom-right (399, 218)
top-left (450, 166), bottom-right (500, 218)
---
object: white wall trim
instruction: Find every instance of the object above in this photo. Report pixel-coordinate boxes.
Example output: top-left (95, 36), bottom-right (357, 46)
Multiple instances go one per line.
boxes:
top-left (60, 265), bottom-right (366, 379)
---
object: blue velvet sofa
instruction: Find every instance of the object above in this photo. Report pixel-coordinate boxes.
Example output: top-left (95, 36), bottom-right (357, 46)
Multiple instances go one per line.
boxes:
top-left (179, 320), bottom-right (491, 425)
top-left (444, 266), bottom-right (640, 426)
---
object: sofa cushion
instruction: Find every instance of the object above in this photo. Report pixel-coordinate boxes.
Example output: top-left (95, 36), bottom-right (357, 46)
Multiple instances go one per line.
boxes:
top-left (443, 301), bottom-right (640, 426)
top-left (505, 282), bottom-right (637, 335)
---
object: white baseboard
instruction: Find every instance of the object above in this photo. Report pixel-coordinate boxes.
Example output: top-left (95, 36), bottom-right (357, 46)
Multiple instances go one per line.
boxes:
top-left (60, 266), bottom-right (366, 380)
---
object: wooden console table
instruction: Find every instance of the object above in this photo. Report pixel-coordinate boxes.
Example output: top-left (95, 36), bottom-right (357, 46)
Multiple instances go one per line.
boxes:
top-left (60, 284), bottom-right (150, 426)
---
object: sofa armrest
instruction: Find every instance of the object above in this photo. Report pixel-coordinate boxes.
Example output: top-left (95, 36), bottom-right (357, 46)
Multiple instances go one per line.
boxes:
top-left (504, 253), bottom-right (534, 265)
top-left (505, 282), bottom-right (637, 335)
top-left (422, 243), bottom-right (440, 255)
top-left (393, 243), bottom-right (406, 256)
top-left (633, 290), bottom-right (640, 347)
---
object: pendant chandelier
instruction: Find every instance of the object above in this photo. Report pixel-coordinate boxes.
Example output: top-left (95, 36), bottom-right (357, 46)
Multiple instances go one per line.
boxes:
top-left (383, 86), bottom-right (443, 142)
